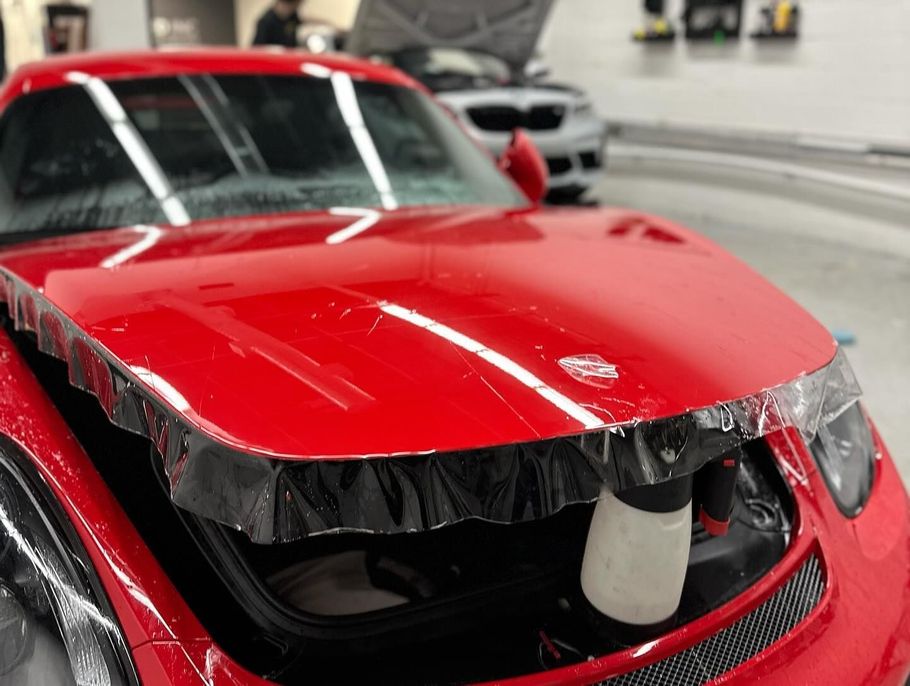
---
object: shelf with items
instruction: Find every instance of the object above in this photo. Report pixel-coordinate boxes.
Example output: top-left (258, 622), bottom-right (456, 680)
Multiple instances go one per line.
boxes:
top-left (633, 0), bottom-right (677, 43)
top-left (751, 1), bottom-right (800, 40)
top-left (682, 0), bottom-right (744, 42)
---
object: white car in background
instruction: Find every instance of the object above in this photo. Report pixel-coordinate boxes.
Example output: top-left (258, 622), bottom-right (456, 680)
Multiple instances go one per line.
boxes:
top-left (346, 0), bottom-right (608, 201)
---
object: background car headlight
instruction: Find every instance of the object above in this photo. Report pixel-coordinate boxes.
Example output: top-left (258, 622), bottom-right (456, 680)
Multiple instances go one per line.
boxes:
top-left (809, 402), bottom-right (876, 517)
top-left (573, 98), bottom-right (594, 116)
top-left (0, 447), bottom-right (135, 686)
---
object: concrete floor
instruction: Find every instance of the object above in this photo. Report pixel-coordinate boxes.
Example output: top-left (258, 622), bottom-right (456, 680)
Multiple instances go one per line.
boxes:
top-left (592, 153), bottom-right (910, 484)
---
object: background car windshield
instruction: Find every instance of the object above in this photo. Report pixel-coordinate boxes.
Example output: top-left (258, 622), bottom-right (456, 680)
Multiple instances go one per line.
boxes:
top-left (392, 48), bottom-right (517, 91)
top-left (0, 74), bottom-right (525, 238)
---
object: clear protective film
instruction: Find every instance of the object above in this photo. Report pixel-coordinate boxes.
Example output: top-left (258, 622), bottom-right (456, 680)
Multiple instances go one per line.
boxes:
top-left (3, 271), bottom-right (861, 543)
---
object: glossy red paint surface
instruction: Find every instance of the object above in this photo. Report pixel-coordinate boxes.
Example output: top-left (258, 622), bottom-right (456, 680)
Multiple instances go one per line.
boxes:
top-left (130, 642), bottom-right (271, 686)
top-left (0, 48), bottom-right (420, 112)
top-left (0, 207), bottom-right (836, 460)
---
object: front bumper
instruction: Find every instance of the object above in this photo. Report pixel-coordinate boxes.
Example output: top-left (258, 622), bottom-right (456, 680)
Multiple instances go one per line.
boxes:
top-left (725, 428), bottom-right (910, 686)
top-left (474, 426), bottom-right (910, 686)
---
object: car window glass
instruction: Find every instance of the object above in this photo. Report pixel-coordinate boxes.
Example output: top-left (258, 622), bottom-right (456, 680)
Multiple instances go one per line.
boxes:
top-left (0, 88), bottom-right (162, 236)
top-left (0, 74), bottom-right (524, 240)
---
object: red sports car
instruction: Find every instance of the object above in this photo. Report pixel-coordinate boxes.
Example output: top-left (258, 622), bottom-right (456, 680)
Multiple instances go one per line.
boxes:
top-left (0, 50), bottom-right (906, 686)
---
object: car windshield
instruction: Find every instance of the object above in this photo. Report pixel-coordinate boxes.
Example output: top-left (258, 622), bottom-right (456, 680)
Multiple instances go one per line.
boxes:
top-left (392, 48), bottom-right (517, 92)
top-left (0, 73), bottom-right (525, 240)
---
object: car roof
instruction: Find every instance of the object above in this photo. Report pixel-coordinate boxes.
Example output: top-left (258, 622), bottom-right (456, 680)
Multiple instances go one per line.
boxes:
top-left (0, 48), bottom-right (420, 111)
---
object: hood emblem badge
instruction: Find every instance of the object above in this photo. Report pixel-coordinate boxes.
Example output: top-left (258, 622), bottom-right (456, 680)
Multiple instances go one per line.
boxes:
top-left (558, 355), bottom-right (620, 387)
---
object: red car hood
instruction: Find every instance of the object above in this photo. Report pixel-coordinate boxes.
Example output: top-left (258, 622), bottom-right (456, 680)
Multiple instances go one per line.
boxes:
top-left (0, 206), bottom-right (835, 460)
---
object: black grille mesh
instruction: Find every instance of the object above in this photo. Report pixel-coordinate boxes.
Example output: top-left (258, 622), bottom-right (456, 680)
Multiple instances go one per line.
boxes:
top-left (546, 157), bottom-right (573, 175)
top-left (467, 105), bottom-right (566, 132)
top-left (603, 555), bottom-right (824, 686)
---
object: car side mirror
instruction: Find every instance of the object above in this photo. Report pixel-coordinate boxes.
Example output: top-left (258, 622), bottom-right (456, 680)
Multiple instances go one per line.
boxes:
top-left (498, 129), bottom-right (549, 204)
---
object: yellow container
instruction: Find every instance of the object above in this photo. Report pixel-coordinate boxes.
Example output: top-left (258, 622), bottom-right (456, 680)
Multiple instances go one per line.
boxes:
top-left (774, 1), bottom-right (793, 33)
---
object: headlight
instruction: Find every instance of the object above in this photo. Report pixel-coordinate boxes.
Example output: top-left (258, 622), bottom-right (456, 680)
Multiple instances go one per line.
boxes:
top-left (304, 33), bottom-right (329, 54)
top-left (0, 448), bottom-right (134, 685)
top-left (573, 99), bottom-right (594, 116)
top-left (808, 402), bottom-right (876, 517)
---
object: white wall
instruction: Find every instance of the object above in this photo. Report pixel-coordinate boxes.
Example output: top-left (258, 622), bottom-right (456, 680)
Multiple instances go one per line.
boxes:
top-left (89, 0), bottom-right (151, 51)
top-left (234, 0), bottom-right (360, 46)
top-left (541, 0), bottom-right (910, 145)
top-left (1, 0), bottom-right (45, 70)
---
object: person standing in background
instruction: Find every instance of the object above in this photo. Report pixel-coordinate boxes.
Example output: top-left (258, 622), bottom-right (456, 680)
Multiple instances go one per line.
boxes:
top-left (253, 0), bottom-right (303, 47)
